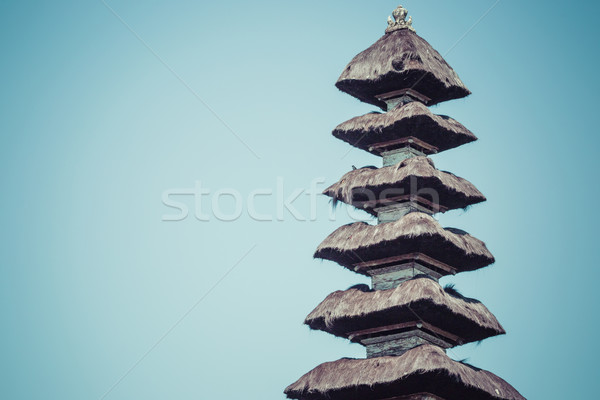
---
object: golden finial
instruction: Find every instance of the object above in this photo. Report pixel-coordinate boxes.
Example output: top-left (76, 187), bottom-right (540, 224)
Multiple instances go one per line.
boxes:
top-left (385, 5), bottom-right (415, 34)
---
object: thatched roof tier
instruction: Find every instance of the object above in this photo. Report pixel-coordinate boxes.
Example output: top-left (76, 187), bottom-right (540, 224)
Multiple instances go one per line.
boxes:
top-left (333, 102), bottom-right (476, 155)
top-left (336, 29), bottom-right (470, 109)
top-left (314, 212), bottom-right (494, 273)
top-left (323, 157), bottom-right (485, 214)
top-left (305, 277), bottom-right (504, 344)
top-left (285, 345), bottom-right (525, 400)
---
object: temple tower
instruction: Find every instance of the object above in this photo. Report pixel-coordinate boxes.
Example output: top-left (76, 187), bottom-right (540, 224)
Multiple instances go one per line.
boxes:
top-left (285, 6), bottom-right (525, 400)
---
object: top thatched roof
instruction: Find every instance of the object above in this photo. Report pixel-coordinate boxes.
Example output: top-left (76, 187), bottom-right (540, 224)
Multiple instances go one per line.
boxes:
top-left (285, 344), bottom-right (525, 400)
top-left (314, 212), bottom-right (494, 273)
top-left (336, 29), bottom-right (470, 109)
top-left (333, 101), bottom-right (476, 155)
top-left (323, 156), bottom-right (485, 214)
top-left (305, 276), bottom-right (504, 344)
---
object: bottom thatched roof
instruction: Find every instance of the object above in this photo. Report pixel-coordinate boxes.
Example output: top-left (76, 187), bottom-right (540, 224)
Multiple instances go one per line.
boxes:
top-left (285, 345), bottom-right (525, 400)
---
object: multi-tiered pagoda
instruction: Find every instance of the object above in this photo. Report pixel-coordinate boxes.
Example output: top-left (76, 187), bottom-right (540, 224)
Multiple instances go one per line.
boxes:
top-left (285, 6), bottom-right (525, 400)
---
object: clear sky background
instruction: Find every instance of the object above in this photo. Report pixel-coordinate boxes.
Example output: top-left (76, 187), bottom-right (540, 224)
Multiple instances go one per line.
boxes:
top-left (1, 1), bottom-right (598, 399)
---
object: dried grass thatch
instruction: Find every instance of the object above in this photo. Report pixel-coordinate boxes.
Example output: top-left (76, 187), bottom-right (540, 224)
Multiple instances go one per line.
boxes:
top-left (323, 156), bottom-right (485, 213)
top-left (314, 212), bottom-right (494, 272)
top-left (333, 102), bottom-right (476, 154)
top-left (285, 344), bottom-right (525, 400)
top-left (336, 29), bottom-right (470, 108)
top-left (305, 277), bottom-right (504, 343)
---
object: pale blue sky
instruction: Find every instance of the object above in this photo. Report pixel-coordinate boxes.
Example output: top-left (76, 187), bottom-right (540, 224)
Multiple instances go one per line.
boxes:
top-left (1, 1), bottom-right (598, 399)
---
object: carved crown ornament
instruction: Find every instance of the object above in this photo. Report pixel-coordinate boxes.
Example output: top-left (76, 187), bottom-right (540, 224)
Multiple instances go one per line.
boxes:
top-left (386, 5), bottom-right (415, 34)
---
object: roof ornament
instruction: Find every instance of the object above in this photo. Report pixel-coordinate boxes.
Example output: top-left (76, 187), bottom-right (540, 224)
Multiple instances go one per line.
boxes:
top-left (386, 5), bottom-right (415, 34)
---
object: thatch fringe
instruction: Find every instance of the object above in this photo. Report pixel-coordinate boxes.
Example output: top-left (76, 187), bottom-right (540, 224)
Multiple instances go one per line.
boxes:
top-left (305, 277), bottom-right (504, 343)
top-left (314, 212), bottom-right (494, 272)
top-left (336, 29), bottom-right (470, 108)
top-left (323, 156), bottom-right (485, 213)
top-left (333, 101), bottom-right (476, 154)
top-left (285, 345), bottom-right (525, 400)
